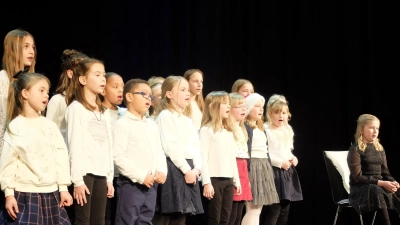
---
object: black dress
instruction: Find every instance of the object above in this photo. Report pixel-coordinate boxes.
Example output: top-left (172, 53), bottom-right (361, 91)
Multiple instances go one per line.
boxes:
top-left (347, 143), bottom-right (400, 215)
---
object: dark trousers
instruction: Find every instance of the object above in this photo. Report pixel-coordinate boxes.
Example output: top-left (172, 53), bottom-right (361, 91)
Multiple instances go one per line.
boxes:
top-left (228, 201), bottom-right (245, 225)
top-left (115, 175), bottom-right (158, 225)
top-left (207, 177), bottom-right (234, 225)
top-left (264, 200), bottom-right (290, 225)
top-left (105, 177), bottom-right (118, 225)
top-left (74, 174), bottom-right (108, 225)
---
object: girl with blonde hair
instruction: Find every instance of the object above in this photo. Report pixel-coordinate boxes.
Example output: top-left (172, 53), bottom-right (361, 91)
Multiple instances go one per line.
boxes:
top-left (264, 94), bottom-right (303, 225)
top-left (200, 91), bottom-right (241, 224)
top-left (231, 79), bottom-right (254, 98)
top-left (154, 75), bottom-right (203, 225)
top-left (348, 114), bottom-right (400, 225)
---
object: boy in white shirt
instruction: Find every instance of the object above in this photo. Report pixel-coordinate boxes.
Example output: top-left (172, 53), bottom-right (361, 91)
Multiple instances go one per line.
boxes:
top-left (113, 78), bottom-right (167, 224)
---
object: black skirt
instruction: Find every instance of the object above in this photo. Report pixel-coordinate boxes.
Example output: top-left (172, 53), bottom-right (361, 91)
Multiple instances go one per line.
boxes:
top-left (272, 166), bottom-right (303, 202)
top-left (349, 184), bottom-right (400, 214)
top-left (155, 158), bottom-right (204, 215)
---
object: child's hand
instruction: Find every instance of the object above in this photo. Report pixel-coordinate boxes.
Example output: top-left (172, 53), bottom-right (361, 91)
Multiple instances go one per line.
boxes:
top-left (107, 182), bottom-right (114, 198)
top-left (5, 195), bottom-right (19, 220)
top-left (74, 184), bottom-right (90, 206)
top-left (143, 174), bottom-right (155, 188)
top-left (60, 191), bottom-right (73, 207)
top-left (378, 180), bottom-right (396, 193)
top-left (154, 171), bottom-right (166, 184)
top-left (281, 160), bottom-right (292, 170)
top-left (290, 156), bottom-right (298, 167)
top-left (203, 184), bottom-right (214, 199)
top-left (184, 169), bottom-right (197, 184)
top-left (234, 186), bottom-right (242, 196)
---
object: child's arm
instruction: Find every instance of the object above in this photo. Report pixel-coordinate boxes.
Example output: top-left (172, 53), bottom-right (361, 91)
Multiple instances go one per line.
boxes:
top-left (66, 103), bottom-right (86, 187)
top-left (0, 137), bottom-right (19, 220)
top-left (113, 121), bottom-right (148, 184)
top-left (154, 124), bottom-right (168, 184)
top-left (52, 123), bottom-right (71, 192)
top-left (266, 129), bottom-right (285, 168)
top-left (156, 113), bottom-right (192, 174)
top-left (0, 138), bottom-right (18, 197)
top-left (199, 127), bottom-right (212, 186)
top-left (192, 126), bottom-right (202, 175)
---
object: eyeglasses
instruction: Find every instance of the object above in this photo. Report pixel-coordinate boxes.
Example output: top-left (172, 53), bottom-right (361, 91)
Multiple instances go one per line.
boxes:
top-left (131, 92), bottom-right (155, 102)
top-left (233, 104), bottom-right (247, 109)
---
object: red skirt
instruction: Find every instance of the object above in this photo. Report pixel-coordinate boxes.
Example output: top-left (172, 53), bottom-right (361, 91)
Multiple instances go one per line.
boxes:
top-left (233, 158), bottom-right (253, 201)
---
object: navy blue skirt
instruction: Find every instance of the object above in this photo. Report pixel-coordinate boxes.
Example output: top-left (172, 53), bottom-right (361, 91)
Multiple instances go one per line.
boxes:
top-left (155, 158), bottom-right (204, 215)
top-left (0, 191), bottom-right (70, 225)
top-left (272, 166), bottom-right (303, 202)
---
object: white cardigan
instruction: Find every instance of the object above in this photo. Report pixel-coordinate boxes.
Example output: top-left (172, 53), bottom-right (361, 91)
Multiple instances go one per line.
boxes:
top-left (66, 101), bottom-right (113, 187)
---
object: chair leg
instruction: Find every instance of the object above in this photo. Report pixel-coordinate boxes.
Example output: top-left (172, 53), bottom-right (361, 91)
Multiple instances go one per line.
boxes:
top-left (333, 205), bottom-right (340, 225)
top-left (371, 211), bottom-right (377, 225)
top-left (359, 213), bottom-right (363, 225)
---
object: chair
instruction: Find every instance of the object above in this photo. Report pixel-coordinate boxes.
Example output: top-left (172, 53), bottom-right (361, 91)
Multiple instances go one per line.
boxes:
top-left (322, 150), bottom-right (376, 225)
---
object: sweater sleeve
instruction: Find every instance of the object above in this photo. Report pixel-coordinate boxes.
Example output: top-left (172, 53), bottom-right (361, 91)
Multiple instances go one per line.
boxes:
top-left (52, 124), bottom-right (71, 191)
top-left (347, 145), bottom-right (376, 184)
top-left (113, 121), bottom-right (148, 184)
top-left (380, 150), bottom-right (395, 182)
top-left (192, 127), bottom-right (202, 172)
top-left (156, 112), bottom-right (192, 174)
top-left (266, 129), bottom-right (285, 168)
top-left (231, 137), bottom-right (241, 188)
top-left (199, 127), bottom-right (212, 185)
top-left (154, 124), bottom-right (168, 176)
top-left (0, 137), bottom-right (18, 197)
top-left (66, 103), bottom-right (86, 187)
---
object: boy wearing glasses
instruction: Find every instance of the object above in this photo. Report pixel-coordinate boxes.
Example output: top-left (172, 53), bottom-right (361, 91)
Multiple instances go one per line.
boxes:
top-left (112, 78), bottom-right (167, 224)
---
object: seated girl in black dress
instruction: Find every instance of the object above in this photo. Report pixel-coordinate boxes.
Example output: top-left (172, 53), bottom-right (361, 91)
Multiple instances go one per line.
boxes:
top-left (348, 114), bottom-right (400, 225)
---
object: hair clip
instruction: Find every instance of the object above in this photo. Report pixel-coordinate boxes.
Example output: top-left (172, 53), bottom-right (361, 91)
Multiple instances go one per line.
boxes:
top-left (12, 67), bottom-right (30, 79)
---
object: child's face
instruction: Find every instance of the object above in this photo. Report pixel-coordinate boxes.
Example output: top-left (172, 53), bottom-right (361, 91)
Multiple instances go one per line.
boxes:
top-left (362, 120), bottom-right (380, 143)
top-left (219, 98), bottom-right (231, 119)
top-left (81, 63), bottom-right (106, 95)
top-left (22, 36), bottom-right (35, 67)
top-left (238, 83), bottom-right (254, 98)
top-left (231, 102), bottom-right (246, 122)
top-left (248, 100), bottom-right (264, 120)
top-left (151, 84), bottom-right (162, 108)
top-left (270, 106), bottom-right (288, 128)
top-left (24, 79), bottom-right (49, 112)
top-left (188, 72), bottom-right (203, 96)
top-left (169, 79), bottom-right (190, 110)
top-left (103, 75), bottom-right (124, 106)
top-left (129, 83), bottom-right (152, 116)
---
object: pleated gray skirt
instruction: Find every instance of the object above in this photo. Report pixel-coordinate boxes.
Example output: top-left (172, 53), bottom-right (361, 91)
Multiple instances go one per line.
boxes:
top-left (248, 158), bottom-right (280, 206)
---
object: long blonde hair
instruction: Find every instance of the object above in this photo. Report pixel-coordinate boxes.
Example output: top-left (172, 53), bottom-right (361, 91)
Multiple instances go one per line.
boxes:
top-left (201, 91), bottom-right (236, 137)
top-left (155, 75), bottom-right (186, 116)
top-left (229, 92), bottom-right (248, 141)
top-left (183, 69), bottom-right (205, 117)
top-left (355, 114), bottom-right (383, 151)
top-left (2, 29), bottom-right (36, 80)
top-left (6, 72), bottom-right (50, 134)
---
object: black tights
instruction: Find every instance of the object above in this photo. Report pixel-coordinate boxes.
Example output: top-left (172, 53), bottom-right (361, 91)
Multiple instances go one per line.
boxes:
top-left (362, 208), bottom-right (390, 225)
top-left (264, 200), bottom-right (291, 225)
top-left (228, 201), bottom-right (245, 225)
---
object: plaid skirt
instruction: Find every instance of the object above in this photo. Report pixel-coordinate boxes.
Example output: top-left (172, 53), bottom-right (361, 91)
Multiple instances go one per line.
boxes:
top-left (155, 158), bottom-right (204, 215)
top-left (0, 191), bottom-right (70, 225)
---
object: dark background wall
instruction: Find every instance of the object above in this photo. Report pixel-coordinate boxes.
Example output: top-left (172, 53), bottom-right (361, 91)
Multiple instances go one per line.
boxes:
top-left (2, 1), bottom-right (399, 224)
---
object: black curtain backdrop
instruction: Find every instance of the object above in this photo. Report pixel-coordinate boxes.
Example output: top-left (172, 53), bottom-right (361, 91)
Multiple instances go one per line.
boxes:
top-left (2, 1), bottom-right (399, 224)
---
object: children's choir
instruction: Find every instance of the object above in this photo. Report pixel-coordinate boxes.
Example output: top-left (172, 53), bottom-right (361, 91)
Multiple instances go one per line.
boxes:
top-left (0, 28), bottom-right (311, 225)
